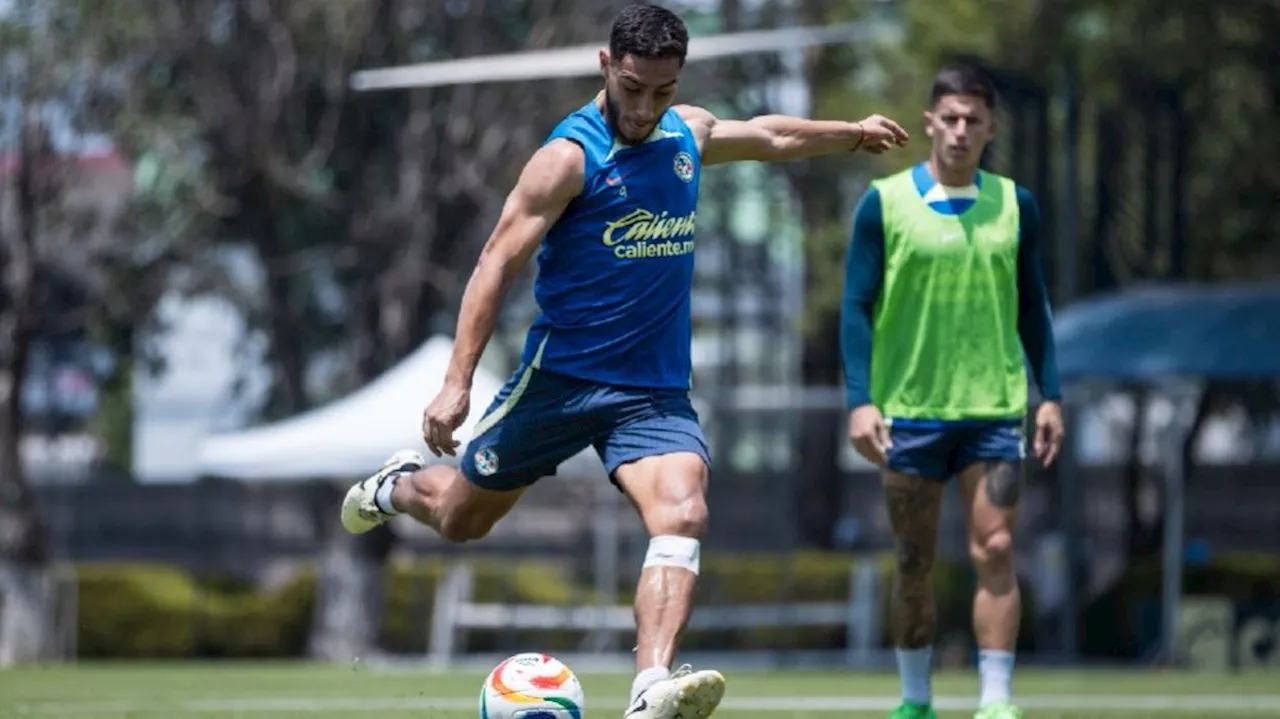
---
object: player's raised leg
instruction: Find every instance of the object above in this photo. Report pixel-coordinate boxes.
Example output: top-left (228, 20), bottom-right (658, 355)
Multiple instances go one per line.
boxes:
top-left (613, 451), bottom-right (723, 719)
top-left (958, 458), bottom-right (1024, 719)
top-left (343, 361), bottom-right (600, 543)
top-left (883, 470), bottom-right (945, 719)
top-left (341, 456), bottom-right (524, 542)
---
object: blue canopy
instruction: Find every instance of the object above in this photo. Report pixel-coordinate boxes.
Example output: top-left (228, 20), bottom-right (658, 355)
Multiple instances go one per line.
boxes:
top-left (1054, 283), bottom-right (1280, 381)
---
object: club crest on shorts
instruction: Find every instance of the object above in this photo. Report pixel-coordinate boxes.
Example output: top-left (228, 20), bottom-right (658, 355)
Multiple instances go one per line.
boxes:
top-left (673, 151), bottom-right (694, 182)
top-left (474, 447), bottom-right (499, 476)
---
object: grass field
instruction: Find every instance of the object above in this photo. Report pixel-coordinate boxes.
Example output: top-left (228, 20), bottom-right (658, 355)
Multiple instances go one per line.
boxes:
top-left (1, 662), bottom-right (1278, 719)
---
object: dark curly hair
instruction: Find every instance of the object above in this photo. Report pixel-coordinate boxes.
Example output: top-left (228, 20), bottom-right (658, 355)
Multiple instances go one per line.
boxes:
top-left (609, 4), bottom-right (689, 65)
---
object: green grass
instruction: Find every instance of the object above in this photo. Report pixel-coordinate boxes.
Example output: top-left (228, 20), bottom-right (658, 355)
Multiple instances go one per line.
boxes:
top-left (0, 662), bottom-right (1277, 719)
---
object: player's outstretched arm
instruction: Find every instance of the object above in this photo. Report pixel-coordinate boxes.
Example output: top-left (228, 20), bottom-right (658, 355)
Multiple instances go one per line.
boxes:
top-left (677, 105), bottom-right (908, 166)
top-left (421, 139), bottom-right (583, 456)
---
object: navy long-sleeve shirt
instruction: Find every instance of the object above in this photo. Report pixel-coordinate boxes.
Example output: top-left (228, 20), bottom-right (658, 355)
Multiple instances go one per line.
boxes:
top-left (840, 182), bottom-right (1062, 413)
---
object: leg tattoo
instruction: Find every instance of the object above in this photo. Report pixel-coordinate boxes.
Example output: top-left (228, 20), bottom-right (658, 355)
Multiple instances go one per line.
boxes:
top-left (883, 477), bottom-right (944, 649)
top-left (982, 461), bottom-right (1022, 509)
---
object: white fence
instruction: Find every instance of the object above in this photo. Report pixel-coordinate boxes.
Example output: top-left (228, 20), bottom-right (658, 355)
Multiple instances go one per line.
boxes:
top-left (425, 557), bottom-right (885, 669)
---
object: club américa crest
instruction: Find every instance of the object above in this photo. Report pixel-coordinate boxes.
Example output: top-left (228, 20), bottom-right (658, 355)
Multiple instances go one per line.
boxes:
top-left (473, 447), bottom-right (499, 476)
top-left (673, 151), bottom-right (695, 183)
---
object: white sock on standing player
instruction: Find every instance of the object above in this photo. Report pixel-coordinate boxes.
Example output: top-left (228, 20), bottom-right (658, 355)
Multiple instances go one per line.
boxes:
top-left (978, 649), bottom-right (1015, 706)
top-left (629, 666), bottom-right (671, 704)
top-left (896, 646), bottom-right (933, 705)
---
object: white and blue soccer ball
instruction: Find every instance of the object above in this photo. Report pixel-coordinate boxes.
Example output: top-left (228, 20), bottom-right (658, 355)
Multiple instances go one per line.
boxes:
top-left (480, 653), bottom-right (585, 719)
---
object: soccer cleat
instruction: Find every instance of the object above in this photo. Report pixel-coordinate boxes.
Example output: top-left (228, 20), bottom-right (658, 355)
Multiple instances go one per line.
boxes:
top-left (888, 702), bottom-right (938, 719)
top-left (974, 703), bottom-right (1024, 719)
top-left (623, 665), bottom-right (725, 719)
top-left (340, 450), bottom-right (424, 534)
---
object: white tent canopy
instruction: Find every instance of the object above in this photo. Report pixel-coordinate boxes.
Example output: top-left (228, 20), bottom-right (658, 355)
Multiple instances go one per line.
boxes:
top-left (195, 335), bottom-right (607, 481)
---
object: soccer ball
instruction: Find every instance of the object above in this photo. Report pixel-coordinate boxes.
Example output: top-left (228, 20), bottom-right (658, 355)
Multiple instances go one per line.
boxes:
top-left (480, 653), bottom-right (585, 719)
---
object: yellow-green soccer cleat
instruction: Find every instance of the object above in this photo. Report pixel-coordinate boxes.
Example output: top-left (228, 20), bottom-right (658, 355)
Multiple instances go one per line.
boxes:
top-left (975, 703), bottom-right (1024, 719)
top-left (340, 450), bottom-right (424, 534)
top-left (888, 702), bottom-right (937, 719)
top-left (622, 665), bottom-right (725, 719)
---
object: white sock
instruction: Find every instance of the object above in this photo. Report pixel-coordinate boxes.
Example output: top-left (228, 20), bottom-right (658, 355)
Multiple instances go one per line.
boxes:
top-left (978, 649), bottom-right (1015, 706)
top-left (629, 666), bottom-right (671, 704)
top-left (895, 647), bottom-right (933, 706)
top-left (373, 473), bottom-right (401, 515)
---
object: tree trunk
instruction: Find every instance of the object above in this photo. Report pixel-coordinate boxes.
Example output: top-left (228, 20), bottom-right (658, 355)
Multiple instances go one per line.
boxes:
top-left (791, 0), bottom-right (856, 547)
top-left (0, 116), bottom-right (53, 665)
top-left (306, 485), bottom-right (395, 662)
top-left (0, 562), bottom-right (56, 667)
top-left (243, 174), bottom-right (310, 420)
top-left (0, 362), bottom-right (56, 666)
top-left (0, 370), bottom-right (55, 666)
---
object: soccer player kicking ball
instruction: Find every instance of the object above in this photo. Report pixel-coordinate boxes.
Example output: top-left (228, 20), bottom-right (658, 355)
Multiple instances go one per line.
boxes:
top-left (340, 5), bottom-right (909, 719)
top-left (840, 66), bottom-right (1065, 719)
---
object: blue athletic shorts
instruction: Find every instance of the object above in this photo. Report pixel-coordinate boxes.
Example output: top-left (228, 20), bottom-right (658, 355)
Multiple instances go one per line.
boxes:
top-left (459, 365), bottom-right (711, 491)
top-left (885, 418), bottom-right (1026, 480)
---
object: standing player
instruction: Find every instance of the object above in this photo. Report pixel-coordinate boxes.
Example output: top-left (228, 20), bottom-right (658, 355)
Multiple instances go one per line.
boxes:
top-left (341, 5), bottom-right (909, 719)
top-left (840, 66), bottom-right (1064, 719)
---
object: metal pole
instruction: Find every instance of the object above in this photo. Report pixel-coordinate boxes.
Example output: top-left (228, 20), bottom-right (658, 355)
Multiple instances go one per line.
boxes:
top-left (591, 478), bottom-right (621, 652)
top-left (1160, 419), bottom-right (1185, 662)
top-left (1058, 396), bottom-right (1081, 660)
top-left (1160, 382), bottom-right (1200, 663)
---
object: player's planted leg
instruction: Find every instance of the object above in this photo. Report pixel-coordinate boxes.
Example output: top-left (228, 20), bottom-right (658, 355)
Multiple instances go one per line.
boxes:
top-left (341, 451), bottom-right (523, 543)
top-left (960, 461), bottom-right (1024, 719)
top-left (883, 472), bottom-right (945, 719)
top-left (614, 453), bottom-right (724, 719)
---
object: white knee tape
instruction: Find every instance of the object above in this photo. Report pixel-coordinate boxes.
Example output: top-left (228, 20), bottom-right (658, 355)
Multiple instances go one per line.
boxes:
top-left (643, 535), bottom-right (701, 575)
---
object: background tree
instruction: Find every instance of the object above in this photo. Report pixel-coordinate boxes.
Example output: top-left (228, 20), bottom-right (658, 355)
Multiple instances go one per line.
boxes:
top-left (0, 1), bottom-right (185, 664)
top-left (71, 0), bottom-right (633, 660)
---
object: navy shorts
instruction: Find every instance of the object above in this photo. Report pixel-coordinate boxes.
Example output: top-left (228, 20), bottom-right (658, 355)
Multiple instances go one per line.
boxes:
top-left (886, 418), bottom-right (1026, 481)
top-left (460, 365), bottom-right (710, 491)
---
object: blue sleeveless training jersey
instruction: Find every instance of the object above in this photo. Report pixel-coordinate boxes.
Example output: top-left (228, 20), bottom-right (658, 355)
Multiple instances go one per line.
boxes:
top-left (519, 101), bottom-right (701, 390)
